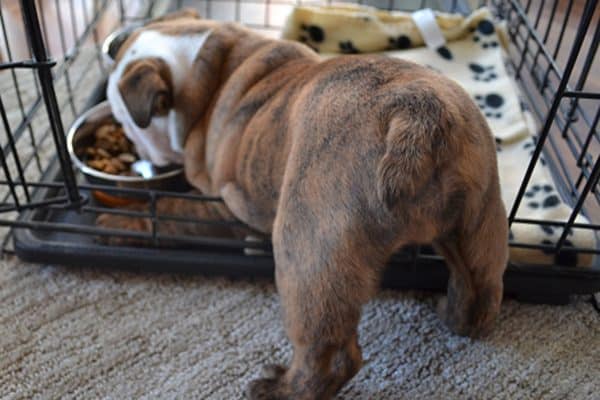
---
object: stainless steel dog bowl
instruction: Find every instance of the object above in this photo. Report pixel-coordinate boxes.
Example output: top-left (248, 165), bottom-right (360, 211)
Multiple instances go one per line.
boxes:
top-left (67, 101), bottom-right (186, 206)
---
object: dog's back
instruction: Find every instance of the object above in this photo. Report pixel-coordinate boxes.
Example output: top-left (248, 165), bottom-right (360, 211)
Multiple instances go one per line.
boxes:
top-left (223, 53), bottom-right (500, 248)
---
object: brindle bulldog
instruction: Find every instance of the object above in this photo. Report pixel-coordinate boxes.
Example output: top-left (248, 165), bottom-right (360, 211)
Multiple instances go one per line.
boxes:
top-left (98, 10), bottom-right (508, 400)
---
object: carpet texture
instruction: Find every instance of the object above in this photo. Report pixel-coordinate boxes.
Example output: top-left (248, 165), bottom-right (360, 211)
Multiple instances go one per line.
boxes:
top-left (1, 257), bottom-right (598, 399)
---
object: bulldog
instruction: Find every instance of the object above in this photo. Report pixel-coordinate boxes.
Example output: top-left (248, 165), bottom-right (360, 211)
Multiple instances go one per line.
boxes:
top-left (98, 10), bottom-right (508, 400)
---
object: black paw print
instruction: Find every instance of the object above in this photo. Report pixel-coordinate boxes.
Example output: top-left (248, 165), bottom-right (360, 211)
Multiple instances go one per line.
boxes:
top-left (436, 45), bottom-right (453, 60)
top-left (469, 63), bottom-right (498, 82)
top-left (538, 223), bottom-right (574, 237)
top-left (299, 24), bottom-right (324, 52)
top-left (473, 19), bottom-right (499, 49)
top-left (388, 35), bottom-right (412, 50)
top-left (300, 24), bottom-right (324, 43)
top-left (523, 139), bottom-right (535, 150)
top-left (475, 93), bottom-right (504, 119)
top-left (540, 239), bottom-right (578, 267)
top-left (524, 184), bottom-right (561, 211)
top-left (495, 137), bottom-right (503, 152)
top-left (523, 139), bottom-right (547, 166)
top-left (339, 41), bottom-right (359, 54)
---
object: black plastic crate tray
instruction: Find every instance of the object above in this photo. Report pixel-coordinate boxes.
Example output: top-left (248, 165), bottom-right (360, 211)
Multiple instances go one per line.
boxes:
top-left (11, 78), bottom-right (600, 306)
top-left (12, 157), bottom-right (600, 305)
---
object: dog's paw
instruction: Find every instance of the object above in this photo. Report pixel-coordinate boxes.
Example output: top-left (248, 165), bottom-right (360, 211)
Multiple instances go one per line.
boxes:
top-left (262, 364), bottom-right (287, 380)
top-left (246, 365), bottom-right (288, 400)
top-left (436, 296), bottom-right (494, 338)
top-left (95, 212), bottom-right (152, 246)
top-left (436, 296), bottom-right (471, 337)
top-left (246, 379), bottom-right (286, 400)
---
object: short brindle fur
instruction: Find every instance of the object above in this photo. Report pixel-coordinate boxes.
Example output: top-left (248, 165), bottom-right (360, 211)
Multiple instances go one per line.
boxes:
top-left (98, 10), bottom-right (508, 399)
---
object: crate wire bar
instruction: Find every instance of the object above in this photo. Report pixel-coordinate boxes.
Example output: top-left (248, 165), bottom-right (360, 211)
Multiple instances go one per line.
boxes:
top-left (497, 0), bottom-right (600, 256)
top-left (0, 0), bottom-right (599, 304)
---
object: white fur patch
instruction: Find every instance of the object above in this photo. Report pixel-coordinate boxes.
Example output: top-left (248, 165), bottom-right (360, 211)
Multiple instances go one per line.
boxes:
top-left (106, 29), bottom-right (211, 166)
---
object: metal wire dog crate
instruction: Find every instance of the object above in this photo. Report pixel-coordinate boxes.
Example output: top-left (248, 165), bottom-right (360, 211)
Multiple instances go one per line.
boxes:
top-left (0, 0), bottom-right (598, 304)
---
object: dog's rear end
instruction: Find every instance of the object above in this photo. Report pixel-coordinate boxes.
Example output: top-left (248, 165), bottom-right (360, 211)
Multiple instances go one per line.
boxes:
top-left (248, 55), bottom-right (507, 399)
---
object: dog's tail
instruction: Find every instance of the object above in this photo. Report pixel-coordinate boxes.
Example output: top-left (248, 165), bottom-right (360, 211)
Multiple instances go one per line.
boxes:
top-left (376, 86), bottom-right (454, 210)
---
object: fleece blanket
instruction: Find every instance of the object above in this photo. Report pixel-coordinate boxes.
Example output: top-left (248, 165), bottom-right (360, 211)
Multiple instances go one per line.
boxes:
top-left (282, 4), bottom-right (595, 267)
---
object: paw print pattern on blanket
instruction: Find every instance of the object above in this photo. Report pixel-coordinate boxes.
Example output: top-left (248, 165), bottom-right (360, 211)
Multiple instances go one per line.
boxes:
top-left (524, 184), bottom-right (560, 211)
top-left (515, 183), bottom-right (580, 266)
top-left (339, 40), bottom-right (360, 54)
top-left (282, 5), bottom-right (597, 267)
top-left (299, 24), bottom-right (325, 52)
top-left (469, 63), bottom-right (498, 82)
top-left (473, 19), bottom-right (500, 49)
top-left (388, 35), bottom-right (412, 50)
top-left (475, 93), bottom-right (505, 119)
top-left (436, 46), bottom-right (453, 60)
top-left (522, 139), bottom-right (547, 165)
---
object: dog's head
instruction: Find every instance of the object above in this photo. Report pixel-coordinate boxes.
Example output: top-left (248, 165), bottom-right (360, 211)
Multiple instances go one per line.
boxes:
top-left (105, 9), bottom-right (210, 166)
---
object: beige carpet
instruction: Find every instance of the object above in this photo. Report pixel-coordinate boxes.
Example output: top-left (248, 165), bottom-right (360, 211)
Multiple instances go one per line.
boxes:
top-left (0, 256), bottom-right (598, 399)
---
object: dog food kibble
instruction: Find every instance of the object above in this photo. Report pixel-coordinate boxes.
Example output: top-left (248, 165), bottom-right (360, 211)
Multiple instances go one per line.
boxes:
top-left (82, 122), bottom-right (139, 175)
top-left (118, 153), bottom-right (136, 164)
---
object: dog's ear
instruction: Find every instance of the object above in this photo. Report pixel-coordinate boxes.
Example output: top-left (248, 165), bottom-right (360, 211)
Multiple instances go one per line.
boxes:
top-left (118, 58), bottom-right (173, 128)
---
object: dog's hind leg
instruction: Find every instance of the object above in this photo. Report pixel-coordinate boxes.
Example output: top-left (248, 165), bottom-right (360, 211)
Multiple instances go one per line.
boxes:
top-left (247, 209), bottom-right (385, 400)
top-left (433, 192), bottom-right (508, 338)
